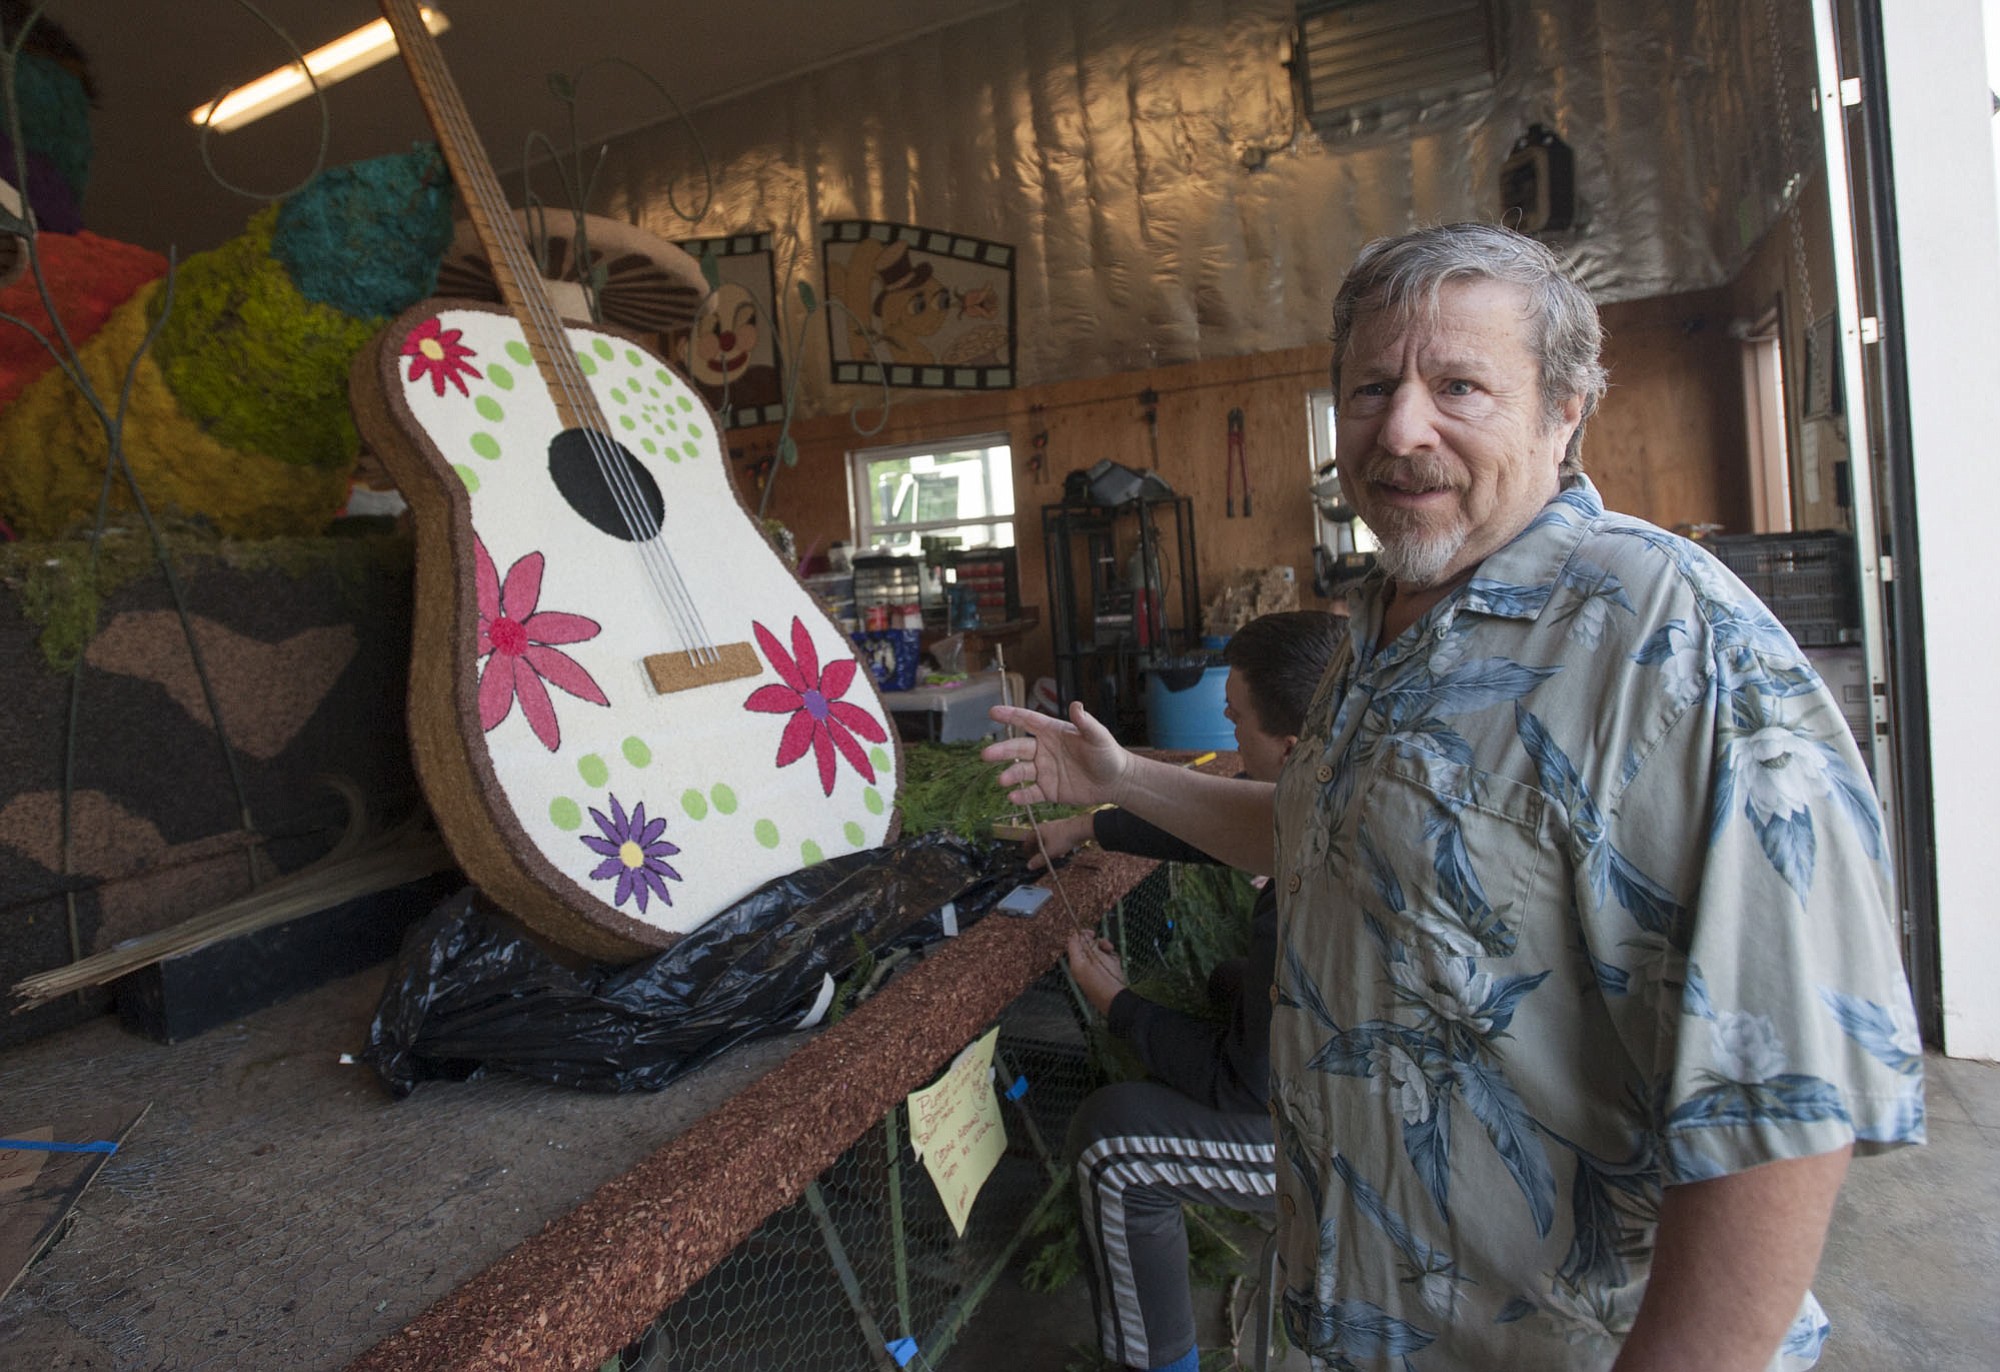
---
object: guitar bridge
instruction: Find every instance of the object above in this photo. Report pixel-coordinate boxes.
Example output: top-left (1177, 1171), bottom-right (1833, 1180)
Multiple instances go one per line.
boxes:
top-left (643, 642), bottom-right (763, 695)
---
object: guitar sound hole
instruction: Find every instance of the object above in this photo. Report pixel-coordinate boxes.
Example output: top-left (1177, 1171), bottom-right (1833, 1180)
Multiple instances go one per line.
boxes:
top-left (547, 428), bottom-right (665, 542)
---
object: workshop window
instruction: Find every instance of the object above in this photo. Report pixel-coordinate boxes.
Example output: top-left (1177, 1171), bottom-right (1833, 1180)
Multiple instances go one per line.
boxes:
top-left (849, 434), bottom-right (1015, 558)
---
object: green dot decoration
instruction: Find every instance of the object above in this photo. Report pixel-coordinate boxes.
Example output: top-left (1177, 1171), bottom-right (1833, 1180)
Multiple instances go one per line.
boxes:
top-left (620, 415), bottom-right (637, 431)
top-left (864, 789), bottom-right (885, 815)
top-left (681, 789), bottom-right (708, 820)
top-left (754, 818), bottom-right (780, 849)
top-left (578, 754), bottom-right (609, 786)
top-left (470, 433), bottom-right (501, 460)
top-left (576, 352), bottom-right (597, 375)
top-left (622, 736), bottom-right (652, 767)
top-left (609, 388), bottom-right (626, 405)
top-left (844, 822), bottom-right (865, 847)
top-left (642, 439), bottom-right (657, 455)
top-left (506, 340), bottom-right (533, 365)
top-left (625, 348), bottom-right (643, 366)
top-left (475, 396), bottom-right (504, 423)
top-left (711, 784), bottom-right (739, 814)
top-left (487, 362), bottom-right (514, 390)
top-left (681, 441), bottom-right (698, 458)
top-left (800, 840), bottom-right (825, 865)
top-left (676, 395), bottom-right (693, 411)
top-left (654, 369), bottom-right (672, 386)
top-left (453, 464), bottom-right (479, 492)
top-left (549, 797), bottom-right (582, 831)
top-left (869, 747), bottom-right (891, 772)
top-left (688, 424), bottom-right (703, 438)
top-left (593, 338), bottom-right (614, 359)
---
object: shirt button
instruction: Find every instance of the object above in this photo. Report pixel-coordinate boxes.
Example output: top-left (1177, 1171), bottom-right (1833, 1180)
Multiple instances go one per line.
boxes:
top-left (1434, 622), bottom-right (1449, 641)
top-left (1286, 872), bottom-right (1302, 894)
top-left (1315, 764), bottom-right (1333, 783)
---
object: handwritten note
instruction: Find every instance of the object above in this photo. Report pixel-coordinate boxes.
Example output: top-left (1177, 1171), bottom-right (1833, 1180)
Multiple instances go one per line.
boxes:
top-left (906, 1027), bottom-right (1007, 1237)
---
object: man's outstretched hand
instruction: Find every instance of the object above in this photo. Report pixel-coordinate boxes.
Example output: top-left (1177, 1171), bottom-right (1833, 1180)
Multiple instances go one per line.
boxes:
top-left (984, 701), bottom-right (1130, 808)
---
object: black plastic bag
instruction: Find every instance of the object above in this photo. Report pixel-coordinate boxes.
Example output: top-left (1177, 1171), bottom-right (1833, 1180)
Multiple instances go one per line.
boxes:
top-left (363, 832), bottom-right (1028, 1096)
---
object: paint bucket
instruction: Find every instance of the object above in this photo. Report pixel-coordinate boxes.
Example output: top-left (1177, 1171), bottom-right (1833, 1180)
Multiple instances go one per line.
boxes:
top-left (1144, 663), bottom-right (1234, 752)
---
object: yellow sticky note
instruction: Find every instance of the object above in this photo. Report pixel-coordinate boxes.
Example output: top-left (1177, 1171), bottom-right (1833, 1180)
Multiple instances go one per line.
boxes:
top-left (906, 1027), bottom-right (1007, 1237)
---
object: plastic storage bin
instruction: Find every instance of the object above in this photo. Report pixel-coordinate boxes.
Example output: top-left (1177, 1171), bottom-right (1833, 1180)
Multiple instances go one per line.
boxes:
top-left (1706, 531), bottom-right (1860, 646)
top-left (1144, 663), bottom-right (1234, 752)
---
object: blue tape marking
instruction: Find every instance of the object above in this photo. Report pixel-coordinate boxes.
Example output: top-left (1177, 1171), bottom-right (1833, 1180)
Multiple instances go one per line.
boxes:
top-left (0, 1139), bottom-right (119, 1154)
top-left (885, 1336), bottom-right (919, 1367)
top-left (1003, 1076), bottom-right (1029, 1101)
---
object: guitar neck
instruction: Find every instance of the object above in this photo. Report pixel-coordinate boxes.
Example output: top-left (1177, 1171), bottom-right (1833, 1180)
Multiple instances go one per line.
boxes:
top-left (379, 0), bottom-right (601, 431)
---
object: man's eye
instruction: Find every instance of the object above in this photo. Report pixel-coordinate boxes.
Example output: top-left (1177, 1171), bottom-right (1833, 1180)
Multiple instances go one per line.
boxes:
top-left (1351, 382), bottom-right (1388, 399)
top-left (1442, 380), bottom-right (1476, 397)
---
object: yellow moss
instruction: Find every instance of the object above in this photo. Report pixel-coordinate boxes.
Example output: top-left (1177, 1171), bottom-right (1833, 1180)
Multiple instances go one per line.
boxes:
top-left (0, 281), bottom-right (353, 540)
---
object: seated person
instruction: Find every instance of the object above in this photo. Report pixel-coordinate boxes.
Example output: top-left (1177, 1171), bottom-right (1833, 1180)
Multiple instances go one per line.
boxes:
top-left (1034, 611), bottom-right (1345, 1372)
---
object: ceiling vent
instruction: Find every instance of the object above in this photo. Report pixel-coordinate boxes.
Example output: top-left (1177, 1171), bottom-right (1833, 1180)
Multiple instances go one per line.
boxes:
top-left (1296, 0), bottom-right (1499, 138)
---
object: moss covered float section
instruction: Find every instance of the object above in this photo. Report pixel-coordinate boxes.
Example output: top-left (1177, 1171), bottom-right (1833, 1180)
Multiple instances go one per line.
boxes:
top-left (0, 147), bottom-right (453, 540)
top-left (0, 531), bottom-right (413, 674)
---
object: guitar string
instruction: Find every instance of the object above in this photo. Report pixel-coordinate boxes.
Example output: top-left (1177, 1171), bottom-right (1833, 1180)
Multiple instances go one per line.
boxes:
top-left (406, 19), bottom-right (715, 663)
top-left (396, 5), bottom-right (721, 666)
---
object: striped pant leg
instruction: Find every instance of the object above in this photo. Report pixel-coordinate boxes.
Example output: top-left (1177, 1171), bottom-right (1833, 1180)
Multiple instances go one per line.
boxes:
top-left (1068, 1080), bottom-right (1277, 1370)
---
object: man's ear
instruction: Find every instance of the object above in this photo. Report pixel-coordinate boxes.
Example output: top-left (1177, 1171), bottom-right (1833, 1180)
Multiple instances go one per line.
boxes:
top-left (1278, 734), bottom-right (1300, 761)
top-left (1552, 392), bottom-right (1585, 462)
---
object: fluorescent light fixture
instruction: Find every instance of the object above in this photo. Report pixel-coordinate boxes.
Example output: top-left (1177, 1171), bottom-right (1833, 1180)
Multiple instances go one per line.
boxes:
top-left (188, 7), bottom-right (449, 133)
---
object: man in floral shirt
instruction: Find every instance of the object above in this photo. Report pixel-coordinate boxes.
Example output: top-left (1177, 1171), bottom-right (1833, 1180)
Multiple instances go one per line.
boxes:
top-left (989, 223), bottom-right (1923, 1370)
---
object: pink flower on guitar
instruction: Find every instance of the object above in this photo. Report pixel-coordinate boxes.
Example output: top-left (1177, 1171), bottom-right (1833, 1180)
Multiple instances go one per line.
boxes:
top-left (744, 617), bottom-right (887, 796)
top-left (475, 534), bottom-right (608, 751)
top-left (402, 317), bottom-right (483, 397)
top-left (582, 794), bottom-right (682, 912)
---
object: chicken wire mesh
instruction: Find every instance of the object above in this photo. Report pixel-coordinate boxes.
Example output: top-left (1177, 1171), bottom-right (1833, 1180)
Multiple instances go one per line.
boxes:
top-left (615, 867), bottom-right (1185, 1371)
top-left (0, 866), bottom-right (1184, 1371)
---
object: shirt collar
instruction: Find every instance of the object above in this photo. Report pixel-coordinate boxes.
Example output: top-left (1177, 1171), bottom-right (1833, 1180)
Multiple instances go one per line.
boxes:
top-left (1343, 475), bottom-right (1604, 639)
top-left (1456, 474), bottom-right (1603, 620)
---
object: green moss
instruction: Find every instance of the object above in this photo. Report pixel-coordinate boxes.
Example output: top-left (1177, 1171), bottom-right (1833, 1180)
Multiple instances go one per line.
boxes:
top-left (900, 741), bottom-right (1080, 839)
top-left (0, 529), bottom-right (412, 673)
top-left (147, 207), bottom-right (381, 471)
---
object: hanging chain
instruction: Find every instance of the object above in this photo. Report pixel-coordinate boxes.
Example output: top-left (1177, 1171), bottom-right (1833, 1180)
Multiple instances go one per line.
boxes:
top-left (1765, 0), bottom-right (1816, 338)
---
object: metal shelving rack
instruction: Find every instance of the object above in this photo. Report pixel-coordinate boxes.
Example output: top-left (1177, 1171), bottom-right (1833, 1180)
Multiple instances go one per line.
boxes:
top-left (1041, 495), bottom-right (1200, 742)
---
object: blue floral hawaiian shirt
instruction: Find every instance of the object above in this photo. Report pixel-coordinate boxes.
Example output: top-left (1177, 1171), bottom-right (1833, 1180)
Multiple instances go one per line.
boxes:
top-left (1269, 477), bottom-right (1924, 1371)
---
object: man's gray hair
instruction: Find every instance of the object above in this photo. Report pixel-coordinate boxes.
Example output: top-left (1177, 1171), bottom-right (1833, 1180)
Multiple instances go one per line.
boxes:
top-left (1329, 223), bottom-right (1608, 477)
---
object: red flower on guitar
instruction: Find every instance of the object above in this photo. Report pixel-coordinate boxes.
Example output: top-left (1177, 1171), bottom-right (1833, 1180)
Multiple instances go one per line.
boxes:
top-left (475, 534), bottom-right (609, 751)
top-left (402, 317), bottom-right (483, 397)
top-left (744, 617), bottom-right (886, 796)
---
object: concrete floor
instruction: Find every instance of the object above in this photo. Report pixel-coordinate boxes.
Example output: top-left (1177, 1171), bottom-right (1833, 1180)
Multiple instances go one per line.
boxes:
top-left (948, 1052), bottom-right (2000, 1371)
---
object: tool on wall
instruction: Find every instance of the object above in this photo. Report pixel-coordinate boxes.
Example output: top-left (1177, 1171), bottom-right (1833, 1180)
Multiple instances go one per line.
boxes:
top-left (1028, 403), bottom-right (1048, 484)
top-left (1140, 388), bottom-right (1161, 469)
top-left (1225, 407), bottom-right (1251, 517)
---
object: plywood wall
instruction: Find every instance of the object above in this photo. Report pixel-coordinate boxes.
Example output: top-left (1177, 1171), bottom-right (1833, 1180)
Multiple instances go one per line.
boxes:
top-left (713, 306), bottom-right (1756, 690)
top-left (1591, 287), bottom-right (1753, 534)
top-left (722, 345), bottom-right (1336, 687)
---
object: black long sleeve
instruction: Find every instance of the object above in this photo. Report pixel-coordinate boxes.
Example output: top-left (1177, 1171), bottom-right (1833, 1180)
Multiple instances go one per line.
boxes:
top-left (1087, 803), bottom-right (1275, 1115)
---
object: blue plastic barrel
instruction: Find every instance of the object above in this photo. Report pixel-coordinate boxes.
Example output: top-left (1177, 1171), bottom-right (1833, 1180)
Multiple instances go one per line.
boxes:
top-left (1144, 664), bottom-right (1235, 751)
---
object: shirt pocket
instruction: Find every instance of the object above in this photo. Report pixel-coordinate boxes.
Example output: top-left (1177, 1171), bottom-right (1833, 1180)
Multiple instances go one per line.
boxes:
top-left (1362, 741), bottom-right (1550, 959)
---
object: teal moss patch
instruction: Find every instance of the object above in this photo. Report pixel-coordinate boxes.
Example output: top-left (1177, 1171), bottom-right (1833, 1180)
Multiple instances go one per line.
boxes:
top-left (10, 53), bottom-right (93, 198)
top-left (271, 144), bottom-right (455, 318)
top-left (146, 207), bottom-right (379, 471)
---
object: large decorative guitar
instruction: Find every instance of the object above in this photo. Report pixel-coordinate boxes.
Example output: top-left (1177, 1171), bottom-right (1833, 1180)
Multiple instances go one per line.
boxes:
top-left (352, 0), bottom-right (900, 960)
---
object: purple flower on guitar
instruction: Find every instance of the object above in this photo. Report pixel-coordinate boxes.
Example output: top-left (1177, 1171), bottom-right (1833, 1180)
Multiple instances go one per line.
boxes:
top-left (582, 795), bottom-right (682, 912)
top-left (475, 534), bottom-right (609, 751)
top-left (402, 317), bottom-right (483, 397)
top-left (744, 617), bottom-right (888, 797)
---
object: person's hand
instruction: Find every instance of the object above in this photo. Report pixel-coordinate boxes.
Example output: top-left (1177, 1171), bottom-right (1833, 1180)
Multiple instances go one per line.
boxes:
top-left (984, 701), bottom-right (1130, 808)
top-left (1066, 931), bottom-right (1127, 1017)
top-left (1023, 815), bottom-right (1095, 871)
